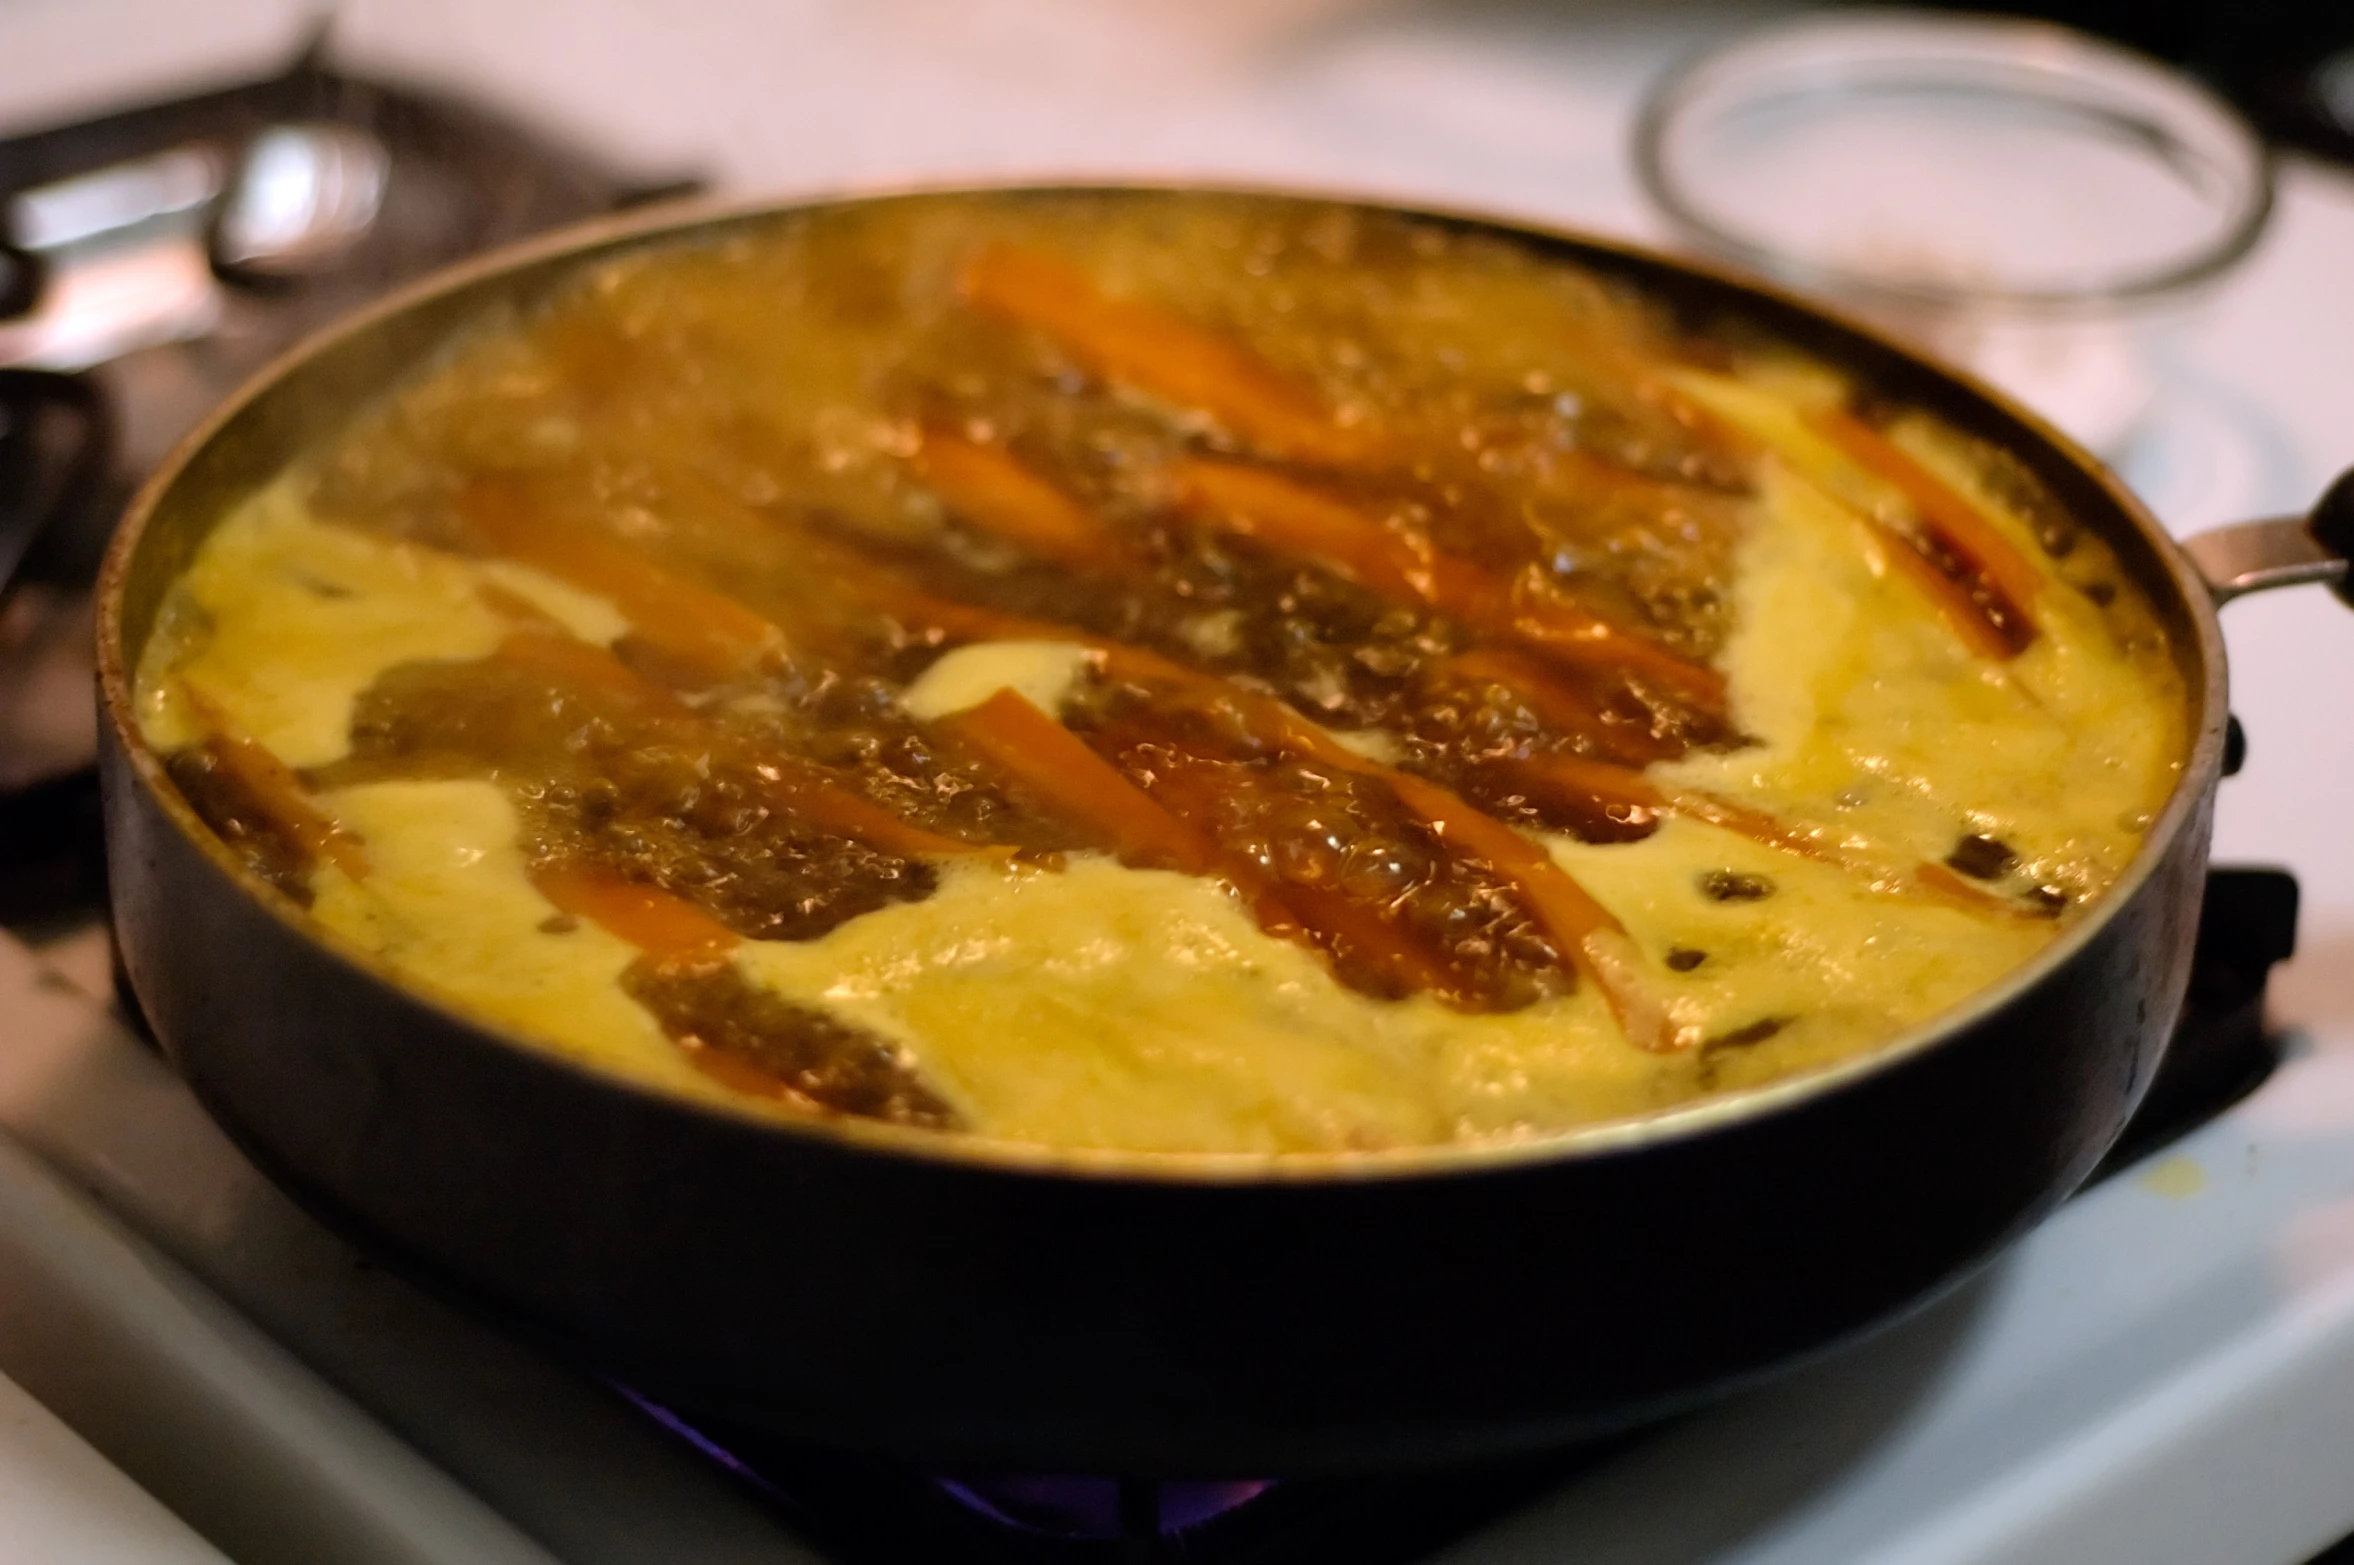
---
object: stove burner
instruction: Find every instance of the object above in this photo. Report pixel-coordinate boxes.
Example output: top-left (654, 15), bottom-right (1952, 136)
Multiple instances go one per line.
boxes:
top-left (934, 1474), bottom-right (1277, 1539)
top-left (2092, 864), bottom-right (2296, 1177)
top-left (614, 1385), bottom-right (1595, 1565)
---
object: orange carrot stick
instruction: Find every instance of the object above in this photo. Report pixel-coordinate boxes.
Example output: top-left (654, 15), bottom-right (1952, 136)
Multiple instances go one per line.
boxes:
top-left (1500, 751), bottom-right (1668, 818)
top-left (475, 580), bottom-right (569, 631)
top-left (1444, 648), bottom-right (1606, 726)
top-left (1383, 771), bottom-right (1676, 1051)
top-left (831, 557), bottom-right (1075, 648)
top-left (1909, 860), bottom-right (2029, 916)
top-left (961, 242), bottom-right (1368, 466)
top-left (1863, 517), bottom-right (2021, 662)
top-left (1658, 788), bottom-right (1818, 860)
top-left (1128, 738), bottom-right (1472, 1003)
top-left (457, 480), bottom-right (784, 681)
top-left (1810, 408), bottom-right (2043, 644)
top-left (530, 865), bottom-right (740, 964)
top-left (1171, 458), bottom-right (1728, 712)
top-left (1487, 571), bottom-right (1731, 712)
top-left (492, 628), bottom-right (692, 715)
top-left (1666, 369), bottom-right (2038, 662)
top-left (1275, 879), bottom-right (1463, 1000)
top-left (912, 433), bottom-right (1120, 570)
top-left (932, 688), bottom-right (1220, 875)
top-left (1442, 649), bottom-right (1684, 767)
top-left (1045, 745), bottom-right (1297, 930)
top-left (754, 759), bottom-right (984, 860)
top-left (176, 684), bottom-right (369, 880)
top-left (1170, 458), bottom-right (1432, 600)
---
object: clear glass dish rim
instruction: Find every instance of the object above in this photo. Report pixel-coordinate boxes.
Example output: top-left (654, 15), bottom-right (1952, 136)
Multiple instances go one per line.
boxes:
top-left (1630, 8), bottom-right (2278, 316)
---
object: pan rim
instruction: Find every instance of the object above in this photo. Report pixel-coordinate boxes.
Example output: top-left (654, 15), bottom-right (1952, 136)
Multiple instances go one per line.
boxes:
top-left (95, 177), bottom-right (2231, 1186)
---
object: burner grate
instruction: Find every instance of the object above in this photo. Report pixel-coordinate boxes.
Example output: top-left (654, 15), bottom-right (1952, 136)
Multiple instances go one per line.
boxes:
top-left (2091, 864), bottom-right (2297, 1178)
top-left (618, 1388), bottom-right (1608, 1565)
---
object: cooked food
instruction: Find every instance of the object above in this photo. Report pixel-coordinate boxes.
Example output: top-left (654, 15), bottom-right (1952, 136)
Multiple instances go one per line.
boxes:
top-left (132, 191), bottom-right (2186, 1155)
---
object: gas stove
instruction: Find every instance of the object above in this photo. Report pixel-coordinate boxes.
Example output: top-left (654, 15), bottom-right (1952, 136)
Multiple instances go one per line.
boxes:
top-left (2, 4), bottom-right (2352, 1563)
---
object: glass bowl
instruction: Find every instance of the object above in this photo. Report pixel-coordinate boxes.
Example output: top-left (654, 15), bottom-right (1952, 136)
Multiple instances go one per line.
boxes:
top-left (1632, 9), bottom-right (2274, 451)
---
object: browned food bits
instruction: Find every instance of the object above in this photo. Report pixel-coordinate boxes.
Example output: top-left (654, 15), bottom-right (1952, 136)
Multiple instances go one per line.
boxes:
top-left (326, 655), bottom-right (946, 943)
top-left (1945, 833), bottom-right (2018, 881)
top-left (1705, 1016), bottom-right (1789, 1051)
top-left (164, 747), bottom-right (319, 905)
top-left (1091, 711), bottom-right (1573, 1011)
top-left (1698, 870), bottom-right (1775, 903)
top-left (622, 958), bottom-right (959, 1127)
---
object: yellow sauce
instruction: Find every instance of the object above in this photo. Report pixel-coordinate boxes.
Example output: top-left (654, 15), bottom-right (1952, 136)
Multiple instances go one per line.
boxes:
top-left (135, 453), bottom-right (2184, 1153)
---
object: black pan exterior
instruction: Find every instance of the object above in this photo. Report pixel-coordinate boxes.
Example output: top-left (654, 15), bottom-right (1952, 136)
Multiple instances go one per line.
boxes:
top-left (102, 722), bottom-right (2210, 1472)
top-left (97, 188), bottom-right (2227, 1474)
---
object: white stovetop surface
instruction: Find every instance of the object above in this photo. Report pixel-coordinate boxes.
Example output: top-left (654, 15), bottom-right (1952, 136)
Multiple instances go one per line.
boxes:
top-left (1, 2), bottom-right (2352, 1562)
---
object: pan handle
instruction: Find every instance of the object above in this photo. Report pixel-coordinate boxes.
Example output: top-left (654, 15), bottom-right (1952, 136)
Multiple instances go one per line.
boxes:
top-left (2179, 467), bottom-right (2354, 607)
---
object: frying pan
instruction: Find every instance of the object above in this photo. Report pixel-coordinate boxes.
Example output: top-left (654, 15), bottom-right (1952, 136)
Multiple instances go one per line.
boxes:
top-left (92, 187), bottom-right (2354, 1475)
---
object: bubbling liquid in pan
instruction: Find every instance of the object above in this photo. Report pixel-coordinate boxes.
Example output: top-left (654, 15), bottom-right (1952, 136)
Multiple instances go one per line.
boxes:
top-left (134, 192), bottom-right (2187, 1155)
